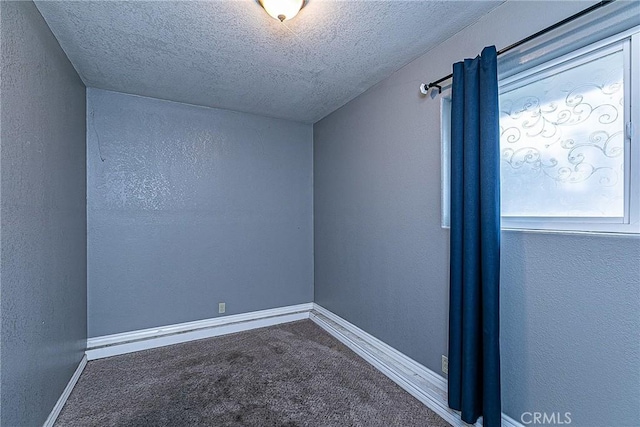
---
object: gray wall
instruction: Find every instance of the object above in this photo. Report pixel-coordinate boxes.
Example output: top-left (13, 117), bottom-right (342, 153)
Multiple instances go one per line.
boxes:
top-left (0, 2), bottom-right (87, 426)
top-left (87, 88), bottom-right (313, 337)
top-left (313, 2), bottom-right (640, 426)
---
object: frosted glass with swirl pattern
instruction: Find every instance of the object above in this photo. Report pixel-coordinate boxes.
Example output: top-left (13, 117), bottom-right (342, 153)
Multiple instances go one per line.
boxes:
top-left (499, 49), bottom-right (625, 218)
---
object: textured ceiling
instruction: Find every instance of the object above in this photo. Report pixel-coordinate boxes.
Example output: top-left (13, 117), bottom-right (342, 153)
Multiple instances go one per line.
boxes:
top-left (35, 1), bottom-right (502, 123)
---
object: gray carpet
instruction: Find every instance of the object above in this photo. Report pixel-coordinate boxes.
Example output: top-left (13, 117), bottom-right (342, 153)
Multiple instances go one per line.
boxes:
top-left (56, 320), bottom-right (451, 426)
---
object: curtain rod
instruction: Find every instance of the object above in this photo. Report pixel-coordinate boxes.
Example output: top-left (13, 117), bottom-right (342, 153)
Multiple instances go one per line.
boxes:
top-left (419, 0), bottom-right (616, 95)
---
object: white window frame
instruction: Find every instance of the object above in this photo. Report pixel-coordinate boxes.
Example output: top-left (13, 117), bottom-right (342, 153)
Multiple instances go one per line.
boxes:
top-left (441, 27), bottom-right (640, 234)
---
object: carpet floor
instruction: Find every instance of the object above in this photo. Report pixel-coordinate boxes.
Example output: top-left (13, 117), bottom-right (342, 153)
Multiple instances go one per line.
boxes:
top-left (56, 320), bottom-right (451, 426)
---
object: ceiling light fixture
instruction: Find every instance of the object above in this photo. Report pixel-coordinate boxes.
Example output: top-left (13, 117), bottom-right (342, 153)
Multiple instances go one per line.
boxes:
top-left (259, 0), bottom-right (305, 22)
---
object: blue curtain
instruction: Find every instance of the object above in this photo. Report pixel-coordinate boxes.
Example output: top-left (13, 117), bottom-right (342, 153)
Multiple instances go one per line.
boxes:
top-left (448, 46), bottom-right (501, 427)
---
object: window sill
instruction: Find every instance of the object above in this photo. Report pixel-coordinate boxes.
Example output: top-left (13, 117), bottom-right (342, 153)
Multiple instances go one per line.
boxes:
top-left (500, 226), bottom-right (640, 237)
top-left (441, 224), bottom-right (640, 237)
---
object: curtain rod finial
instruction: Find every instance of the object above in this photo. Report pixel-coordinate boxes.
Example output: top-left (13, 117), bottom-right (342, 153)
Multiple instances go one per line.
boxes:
top-left (420, 83), bottom-right (442, 96)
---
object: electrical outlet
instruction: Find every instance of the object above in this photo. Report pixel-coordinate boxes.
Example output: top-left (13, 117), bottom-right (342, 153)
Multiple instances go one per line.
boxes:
top-left (442, 355), bottom-right (448, 374)
top-left (218, 302), bottom-right (226, 314)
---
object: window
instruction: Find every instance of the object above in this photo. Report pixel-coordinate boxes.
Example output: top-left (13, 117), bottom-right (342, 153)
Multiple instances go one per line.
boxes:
top-left (442, 28), bottom-right (640, 234)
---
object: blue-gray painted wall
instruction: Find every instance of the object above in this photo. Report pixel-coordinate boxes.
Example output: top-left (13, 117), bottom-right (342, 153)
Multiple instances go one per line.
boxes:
top-left (0, 2), bottom-right (87, 425)
top-left (313, 2), bottom-right (640, 426)
top-left (87, 88), bottom-right (313, 337)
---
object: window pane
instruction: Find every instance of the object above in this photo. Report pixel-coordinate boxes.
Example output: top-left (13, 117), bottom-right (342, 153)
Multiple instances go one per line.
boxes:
top-left (499, 48), bottom-right (625, 218)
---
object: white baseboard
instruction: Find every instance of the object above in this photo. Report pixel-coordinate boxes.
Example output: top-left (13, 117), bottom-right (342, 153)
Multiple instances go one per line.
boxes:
top-left (86, 303), bottom-right (314, 360)
top-left (43, 354), bottom-right (87, 427)
top-left (310, 303), bottom-right (522, 427)
top-left (501, 413), bottom-right (523, 427)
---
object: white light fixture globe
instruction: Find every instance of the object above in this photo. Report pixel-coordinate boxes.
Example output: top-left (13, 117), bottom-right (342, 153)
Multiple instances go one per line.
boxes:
top-left (259, 0), bottom-right (305, 22)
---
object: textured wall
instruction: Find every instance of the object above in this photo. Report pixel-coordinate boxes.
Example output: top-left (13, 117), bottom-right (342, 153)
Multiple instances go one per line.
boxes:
top-left (87, 89), bottom-right (313, 337)
top-left (500, 231), bottom-right (639, 424)
top-left (0, 2), bottom-right (87, 426)
top-left (313, 1), bottom-right (640, 425)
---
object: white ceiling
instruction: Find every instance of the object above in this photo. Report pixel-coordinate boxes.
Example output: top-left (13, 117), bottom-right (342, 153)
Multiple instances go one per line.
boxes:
top-left (35, 1), bottom-right (503, 123)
